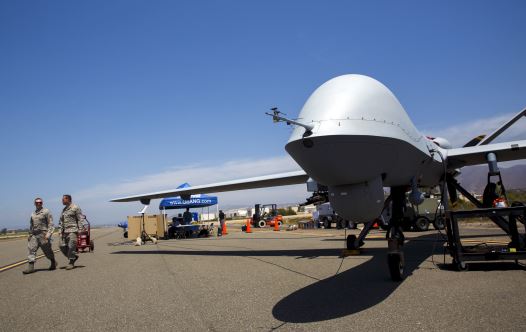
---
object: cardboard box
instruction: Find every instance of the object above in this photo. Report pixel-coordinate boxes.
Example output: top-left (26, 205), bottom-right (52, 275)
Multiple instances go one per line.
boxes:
top-left (127, 214), bottom-right (167, 240)
top-left (127, 215), bottom-right (143, 240)
top-left (143, 214), bottom-right (167, 239)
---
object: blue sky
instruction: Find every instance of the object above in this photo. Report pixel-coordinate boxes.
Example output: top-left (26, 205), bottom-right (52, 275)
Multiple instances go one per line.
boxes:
top-left (1, 1), bottom-right (525, 228)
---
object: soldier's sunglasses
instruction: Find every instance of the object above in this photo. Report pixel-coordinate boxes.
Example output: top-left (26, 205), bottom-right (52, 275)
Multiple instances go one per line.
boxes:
top-left (35, 201), bottom-right (43, 204)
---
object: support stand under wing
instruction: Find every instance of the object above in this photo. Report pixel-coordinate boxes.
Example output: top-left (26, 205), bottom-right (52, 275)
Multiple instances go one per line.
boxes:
top-left (443, 177), bottom-right (526, 270)
top-left (444, 206), bottom-right (526, 270)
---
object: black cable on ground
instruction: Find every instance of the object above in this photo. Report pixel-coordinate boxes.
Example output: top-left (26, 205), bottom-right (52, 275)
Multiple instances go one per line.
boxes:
top-left (334, 228), bottom-right (347, 276)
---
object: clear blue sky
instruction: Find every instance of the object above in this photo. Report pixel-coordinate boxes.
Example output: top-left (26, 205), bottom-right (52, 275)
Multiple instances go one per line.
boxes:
top-left (1, 1), bottom-right (525, 228)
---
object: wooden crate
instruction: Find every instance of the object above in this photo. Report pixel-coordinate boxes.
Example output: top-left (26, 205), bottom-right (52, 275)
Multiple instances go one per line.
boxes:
top-left (143, 214), bottom-right (166, 239)
top-left (127, 215), bottom-right (143, 240)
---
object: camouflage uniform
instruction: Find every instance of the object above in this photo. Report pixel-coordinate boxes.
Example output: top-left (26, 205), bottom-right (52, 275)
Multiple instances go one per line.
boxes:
top-left (27, 208), bottom-right (56, 264)
top-left (59, 203), bottom-right (84, 264)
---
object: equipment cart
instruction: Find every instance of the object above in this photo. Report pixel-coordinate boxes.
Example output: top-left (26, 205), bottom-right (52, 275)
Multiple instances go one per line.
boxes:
top-left (77, 218), bottom-right (94, 252)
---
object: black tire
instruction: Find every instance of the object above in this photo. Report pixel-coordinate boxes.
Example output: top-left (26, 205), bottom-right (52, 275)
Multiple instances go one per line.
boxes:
top-left (123, 231), bottom-right (128, 238)
top-left (453, 259), bottom-right (467, 271)
top-left (258, 220), bottom-right (266, 228)
top-left (433, 216), bottom-right (445, 230)
top-left (402, 218), bottom-right (412, 231)
top-left (336, 220), bottom-right (342, 229)
top-left (414, 217), bottom-right (430, 232)
top-left (346, 234), bottom-right (357, 250)
top-left (388, 253), bottom-right (405, 281)
top-left (90, 240), bottom-right (94, 252)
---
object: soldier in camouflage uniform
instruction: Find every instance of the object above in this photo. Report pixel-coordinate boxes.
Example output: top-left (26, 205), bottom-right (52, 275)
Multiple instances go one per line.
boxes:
top-left (59, 194), bottom-right (85, 270)
top-left (23, 198), bottom-right (56, 274)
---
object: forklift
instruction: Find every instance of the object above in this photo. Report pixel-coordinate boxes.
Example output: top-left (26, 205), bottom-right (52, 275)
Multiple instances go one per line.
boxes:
top-left (252, 204), bottom-right (283, 228)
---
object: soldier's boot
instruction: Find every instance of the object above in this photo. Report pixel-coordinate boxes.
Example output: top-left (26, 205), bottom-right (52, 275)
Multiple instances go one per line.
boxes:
top-left (48, 259), bottom-right (57, 271)
top-left (22, 262), bottom-right (35, 274)
top-left (65, 259), bottom-right (75, 270)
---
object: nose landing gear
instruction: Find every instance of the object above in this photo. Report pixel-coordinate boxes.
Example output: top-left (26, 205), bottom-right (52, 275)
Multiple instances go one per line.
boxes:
top-left (387, 186), bottom-right (408, 281)
top-left (387, 227), bottom-right (406, 281)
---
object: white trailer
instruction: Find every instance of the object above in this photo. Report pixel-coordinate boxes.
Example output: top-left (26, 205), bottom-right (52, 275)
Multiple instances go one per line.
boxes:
top-left (313, 202), bottom-right (356, 229)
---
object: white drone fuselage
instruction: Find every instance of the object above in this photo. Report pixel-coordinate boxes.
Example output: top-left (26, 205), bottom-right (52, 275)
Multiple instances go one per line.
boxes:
top-left (111, 74), bottom-right (525, 225)
top-left (285, 75), bottom-right (445, 222)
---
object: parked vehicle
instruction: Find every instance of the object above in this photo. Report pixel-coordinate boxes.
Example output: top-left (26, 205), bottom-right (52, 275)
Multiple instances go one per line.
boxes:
top-left (313, 202), bottom-right (357, 229)
top-left (252, 204), bottom-right (283, 228)
top-left (379, 194), bottom-right (445, 231)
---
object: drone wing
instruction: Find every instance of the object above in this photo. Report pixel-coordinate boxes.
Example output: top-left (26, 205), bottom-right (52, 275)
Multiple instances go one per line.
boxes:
top-left (110, 170), bottom-right (309, 204)
top-left (446, 140), bottom-right (526, 169)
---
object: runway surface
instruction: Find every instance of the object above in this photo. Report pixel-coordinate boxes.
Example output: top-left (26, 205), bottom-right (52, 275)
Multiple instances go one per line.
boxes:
top-left (1, 225), bottom-right (524, 331)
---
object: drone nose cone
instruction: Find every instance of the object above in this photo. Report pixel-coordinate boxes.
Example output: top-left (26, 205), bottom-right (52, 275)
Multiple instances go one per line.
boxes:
top-left (288, 74), bottom-right (419, 142)
top-left (285, 74), bottom-right (426, 187)
top-left (303, 74), bottom-right (403, 120)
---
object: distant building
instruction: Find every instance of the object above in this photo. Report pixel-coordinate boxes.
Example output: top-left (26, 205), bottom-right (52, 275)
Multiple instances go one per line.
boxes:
top-left (200, 213), bottom-right (216, 221)
top-left (225, 208), bottom-right (249, 219)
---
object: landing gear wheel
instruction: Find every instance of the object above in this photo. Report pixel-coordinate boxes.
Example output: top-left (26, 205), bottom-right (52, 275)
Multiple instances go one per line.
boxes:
top-left (433, 216), bottom-right (445, 230)
top-left (414, 217), bottom-right (430, 232)
top-left (388, 253), bottom-right (405, 281)
top-left (346, 234), bottom-right (357, 250)
top-left (278, 221), bottom-right (283, 226)
top-left (402, 220), bottom-right (412, 232)
top-left (258, 220), bottom-right (266, 228)
top-left (90, 240), bottom-right (94, 252)
top-left (453, 259), bottom-right (467, 271)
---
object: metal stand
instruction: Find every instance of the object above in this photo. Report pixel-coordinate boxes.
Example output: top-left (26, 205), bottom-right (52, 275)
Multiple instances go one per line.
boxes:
top-left (445, 206), bottom-right (526, 270)
top-left (443, 165), bottom-right (526, 270)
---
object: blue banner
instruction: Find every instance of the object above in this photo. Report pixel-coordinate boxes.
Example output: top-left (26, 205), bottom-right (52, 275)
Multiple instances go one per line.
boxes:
top-left (159, 194), bottom-right (218, 210)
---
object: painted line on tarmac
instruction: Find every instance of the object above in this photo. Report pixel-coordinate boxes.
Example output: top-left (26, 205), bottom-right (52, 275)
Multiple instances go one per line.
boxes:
top-left (273, 230), bottom-right (385, 239)
top-left (0, 234), bottom-right (28, 241)
top-left (0, 249), bottom-right (61, 273)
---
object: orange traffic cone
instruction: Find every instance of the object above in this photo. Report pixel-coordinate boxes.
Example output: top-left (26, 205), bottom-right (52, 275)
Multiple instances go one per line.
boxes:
top-left (246, 219), bottom-right (252, 233)
top-left (274, 218), bottom-right (280, 231)
top-left (222, 221), bottom-right (228, 235)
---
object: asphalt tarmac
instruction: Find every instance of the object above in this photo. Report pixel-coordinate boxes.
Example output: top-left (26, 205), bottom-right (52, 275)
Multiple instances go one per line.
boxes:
top-left (0, 225), bottom-right (524, 331)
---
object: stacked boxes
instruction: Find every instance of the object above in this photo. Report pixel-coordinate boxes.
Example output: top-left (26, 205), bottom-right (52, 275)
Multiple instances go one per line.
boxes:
top-left (127, 214), bottom-right (167, 240)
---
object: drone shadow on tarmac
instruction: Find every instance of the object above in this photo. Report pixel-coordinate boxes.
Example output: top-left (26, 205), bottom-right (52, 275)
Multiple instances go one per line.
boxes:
top-left (272, 236), bottom-right (434, 323)
top-left (111, 234), bottom-right (522, 323)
